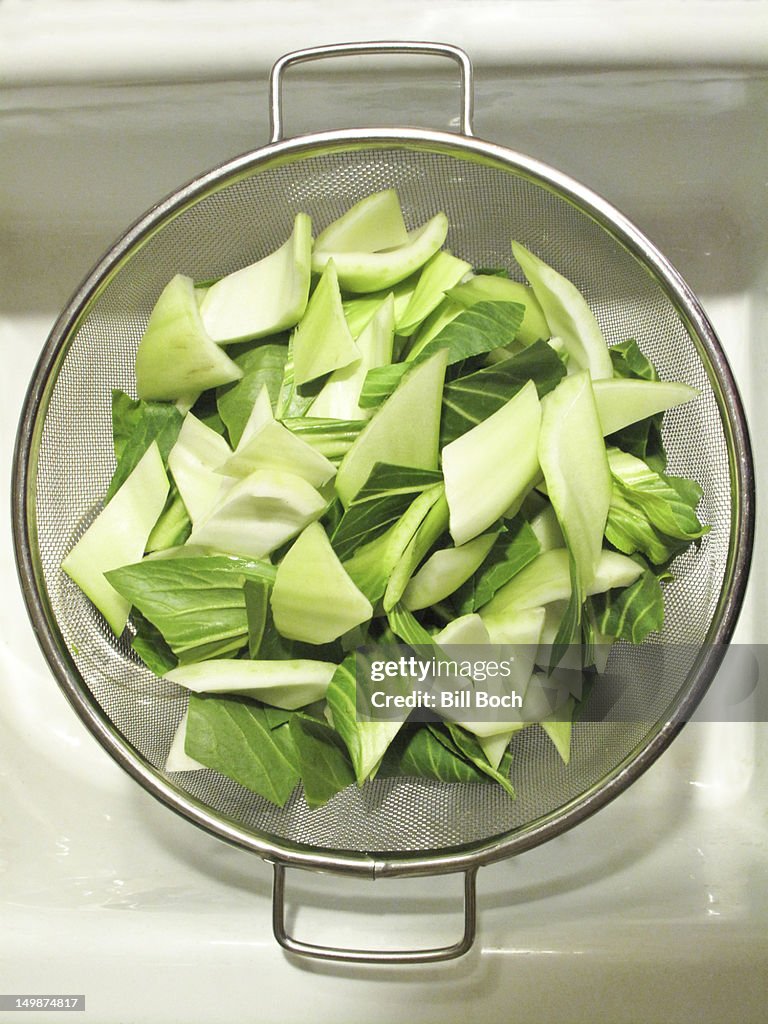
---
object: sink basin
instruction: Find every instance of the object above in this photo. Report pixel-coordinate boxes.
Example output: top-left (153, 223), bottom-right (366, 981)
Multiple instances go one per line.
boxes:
top-left (2, 4), bottom-right (766, 1021)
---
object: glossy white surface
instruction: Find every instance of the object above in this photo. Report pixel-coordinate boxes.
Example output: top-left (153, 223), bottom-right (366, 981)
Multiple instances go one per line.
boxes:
top-left (1, 7), bottom-right (767, 1022)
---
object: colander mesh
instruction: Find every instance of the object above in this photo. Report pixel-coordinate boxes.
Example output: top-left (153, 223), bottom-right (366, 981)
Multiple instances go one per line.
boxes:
top-left (31, 142), bottom-right (731, 857)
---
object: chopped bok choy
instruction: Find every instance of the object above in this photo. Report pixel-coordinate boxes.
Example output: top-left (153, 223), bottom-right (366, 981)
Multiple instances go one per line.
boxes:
top-left (61, 188), bottom-right (707, 809)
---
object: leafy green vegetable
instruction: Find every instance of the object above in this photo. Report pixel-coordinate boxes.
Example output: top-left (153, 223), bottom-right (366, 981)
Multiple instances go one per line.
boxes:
top-left (61, 188), bottom-right (708, 810)
top-left (380, 725), bottom-right (512, 784)
top-left (62, 443), bottom-right (170, 635)
top-left (270, 522), bottom-right (373, 644)
top-left (199, 212), bottom-right (311, 344)
top-left (108, 390), bottom-right (183, 502)
top-left (313, 211), bottom-right (449, 293)
top-left (106, 554), bottom-right (275, 663)
top-left (288, 713), bottom-right (356, 809)
top-left (167, 658), bottom-right (336, 707)
top-left (443, 379), bottom-right (541, 546)
top-left (591, 568), bottom-right (665, 644)
top-left (282, 417), bottom-right (365, 461)
top-left (185, 693), bottom-right (300, 806)
top-left (511, 241), bottom-right (613, 381)
top-left (447, 273), bottom-right (549, 346)
top-left (244, 579), bottom-right (269, 659)
top-left (403, 530), bottom-right (498, 612)
top-left (608, 448), bottom-right (708, 542)
top-left (343, 482), bottom-right (446, 603)
top-left (216, 342), bottom-right (288, 447)
top-left (361, 300), bottom-right (526, 407)
top-left (439, 339), bottom-right (566, 446)
top-left (326, 654), bottom-right (405, 784)
top-left (130, 609), bottom-right (177, 675)
top-left (454, 516), bottom-right (541, 614)
top-left (331, 463), bottom-right (443, 562)
top-left (335, 348), bottom-right (448, 506)
top-left (292, 259), bottom-right (360, 385)
top-left (428, 722), bottom-right (516, 798)
top-left (396, 250), bottom-right (471, 336)
top-left (145, 491), bottom-right (192, 553)
top-left (135, 274), bottom-right (243, 401)
top-left (538, 371), bottom-right (612, 662)
top-left (309, 293), bottom-right (395, 420)
top-left (609, 338), bottom-right (659, 381)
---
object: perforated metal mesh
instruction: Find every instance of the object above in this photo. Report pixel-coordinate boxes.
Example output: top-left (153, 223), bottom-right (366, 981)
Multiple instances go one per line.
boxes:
top-left (22, 138), bottom-right (747, 865)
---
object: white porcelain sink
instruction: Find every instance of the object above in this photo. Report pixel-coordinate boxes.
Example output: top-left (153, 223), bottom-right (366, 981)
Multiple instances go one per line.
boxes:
top-left (2, 4), bottom-right (767, 1021)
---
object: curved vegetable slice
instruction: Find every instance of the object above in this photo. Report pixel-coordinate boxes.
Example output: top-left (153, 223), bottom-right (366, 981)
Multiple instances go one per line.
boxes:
top-left (402, 531), bottom-right (498, 611)
top-left (199, 212), bottom-right (312, 343)
top-left (313, 213), bottom-right (449, 294)
top-left (335, 348), bottom-right (448, 507)
top-left (314, 189), bottom-right (409, 254)
top-left (433, 614), bottom-right (527, 741)
top-left (167, 412), bottom-right (233, 524)
top-left (220, 388), bottom-right (336, 487)
top-left (539, 371), bottom-right (611, 593)
top-left (271, 522), bottom-right (373, 644)
top-left (479, 547), bottom-right (643, 618)
top-left (61, 442), bottom-right (169, 635)
top-left (166, 657), bottom-right (337, 708)
top-left (511, 241), bottom-right (613, 380)
top-left (308, 294), bottom-right (395, 420)
top-left (447, 275), bottom-right (549, 346)
top-left (396, 251), bottom-right (472, 337)
top-left (593, 378), bottom-right (698, 436)
top-left (188, 469), bottom-right (326, 558)
top-left (135, 275), bottom-right (243, 401)
top-left (442, 379), bottom-right (541, 547)
top-left (291, 259), bottom-right (359, 386)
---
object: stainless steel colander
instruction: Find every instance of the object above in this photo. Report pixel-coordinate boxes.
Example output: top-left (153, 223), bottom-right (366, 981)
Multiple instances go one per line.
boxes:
top-left (12, 42), bottom-right (754, 964)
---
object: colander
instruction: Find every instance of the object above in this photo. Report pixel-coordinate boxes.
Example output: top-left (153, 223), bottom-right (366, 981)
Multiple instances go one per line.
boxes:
top-left (11, 42), bottom-right (754, 964)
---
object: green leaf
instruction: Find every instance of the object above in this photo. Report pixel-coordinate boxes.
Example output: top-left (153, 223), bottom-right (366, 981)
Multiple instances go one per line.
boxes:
top-left (216, 342), bottom-right (288, 447)
top-left (380, 725), bottom-right (510, 784)
top-left (189, 386), bottom-right (227, 437)
top-left (605, 486), bottom-right (686, 565)
top-left (106, 555), bottom-right (276, 662)
top-left (145, 490), bottom-right (192, 553)
top-left (609, 339), bottom-right (660, 381)
top-left (130, 609), bottom-right (177, 675)
top-left (608, 448), bottom-right (709, 542)
top-left (331, 463), bottom-right (443, 562)
top-left (343, 483), bottom-right (446, 603)
top-left (288, 713), bottom-right (355, 808)
top-left (244, 579), bottom-right (269, 659)
top-left (439, 339), bottom-right (566, 446)
top-left (326, 654), bottom-right (404, 784)
top-left (107, 390), bottom-right (183, 501)
top-left (185, 693), bottom-right (300, 806)
top-left (454, 516), bottom-right (541, 614)
top-left (607, 340), bottom-right (666, 470)
top-left (428, 722), bottom-right (516, 798)
top-left (335, 348), bottom-right (448, 507)
top-left (592, 568), bottom-right (665, 644)
top-left (360, 301), bottom-right (526, 408)
top-left (383, 490), bottom-right (450, 611)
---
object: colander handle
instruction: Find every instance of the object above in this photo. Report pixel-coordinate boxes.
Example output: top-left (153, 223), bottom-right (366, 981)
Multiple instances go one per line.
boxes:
top-left (269, 41), bottom-right (474, 142)
top-left (271, 862), bottom-right (478, 964)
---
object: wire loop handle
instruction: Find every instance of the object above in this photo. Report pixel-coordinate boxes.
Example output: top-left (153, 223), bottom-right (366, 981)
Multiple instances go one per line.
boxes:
top-left (271, 862), bottom-right (478, 964)
top-left (269, 40), bottom-right (474, 142)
